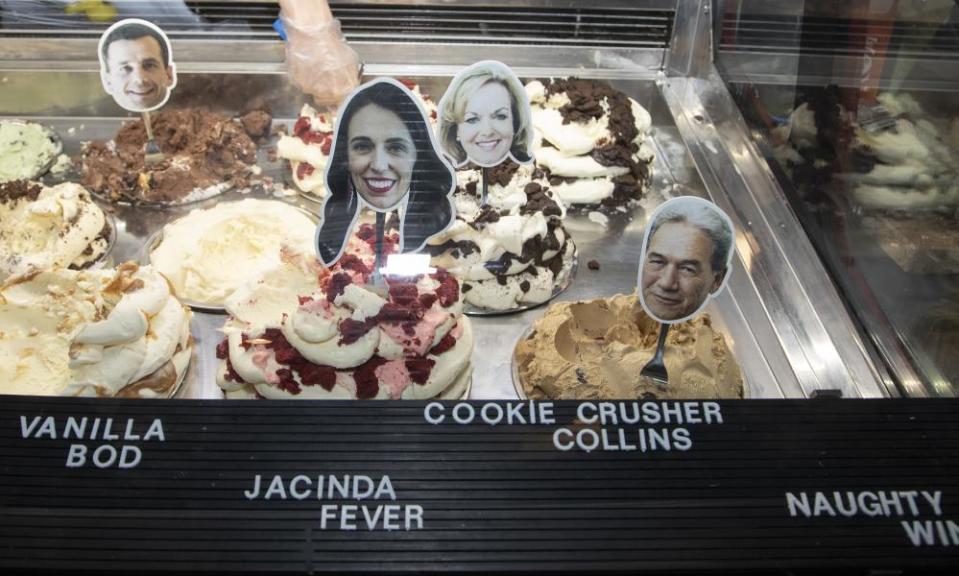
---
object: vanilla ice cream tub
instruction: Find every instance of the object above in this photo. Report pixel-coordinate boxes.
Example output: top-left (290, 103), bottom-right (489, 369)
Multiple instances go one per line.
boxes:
top-left (0, 180), bottom-right (113, 281)
top-left (0, 262), bottom-right (193, 398)
top-left (149, 198), bottom-right (318, 309)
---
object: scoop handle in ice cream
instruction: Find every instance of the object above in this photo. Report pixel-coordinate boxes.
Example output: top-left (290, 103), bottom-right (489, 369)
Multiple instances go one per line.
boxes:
top-left (279, 0), bottom-right (361, 108)
top-left (639, 322), bottom-right (670, 384)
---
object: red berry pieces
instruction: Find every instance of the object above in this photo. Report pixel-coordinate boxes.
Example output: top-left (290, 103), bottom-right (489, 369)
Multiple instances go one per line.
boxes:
top-left (389, 283), bottom-right (419, 305)
top-left (275, 368), bottom-right (301, 395)
top-left (292, 116), bottom-right (311, 138)
top-left (338, 253), bottom-right (370, 276)
top-left (405, 358), bottom-right (436, 385)
top-left (378, 302), bottom-right (421, 322)
top-left (353, 356), bottom-right (387, 399)
top-left (430, 332), bottom-right (457, 355)
top-left (418, 293), bottom-right (438, 309)
top-left (325, 272), bottom-right (353, 302)
top-left (292, 116), bottom-right (333, 150)
top-left (356, 223), bottom-right (375, 241)
top-left (296, 162), bottom-right (315, 180)
top-left (296, 363), bottom-right (337, 391)
top-left (434, 271), bottom-right (460, 308)
top-left (338, 318), bottom-right (374, 345)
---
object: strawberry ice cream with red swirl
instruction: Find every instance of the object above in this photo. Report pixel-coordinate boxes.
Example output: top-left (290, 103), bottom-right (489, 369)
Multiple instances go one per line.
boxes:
top-left (215, 227), bottom-right (473, 400)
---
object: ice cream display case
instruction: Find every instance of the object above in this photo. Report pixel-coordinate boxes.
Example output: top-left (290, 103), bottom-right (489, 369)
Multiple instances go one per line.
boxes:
top-left (4, 1), bottom-right (959, 574)
top-left (0, 0), bottom-right (888, 401)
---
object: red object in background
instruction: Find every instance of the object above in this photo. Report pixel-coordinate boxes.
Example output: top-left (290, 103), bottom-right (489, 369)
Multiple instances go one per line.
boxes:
top-left (852, 0), bottom-right (899, 105)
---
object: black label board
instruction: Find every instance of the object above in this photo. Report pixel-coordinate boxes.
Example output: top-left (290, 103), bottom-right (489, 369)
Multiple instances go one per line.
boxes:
top-left (1, 398), bottom-right (958, 574)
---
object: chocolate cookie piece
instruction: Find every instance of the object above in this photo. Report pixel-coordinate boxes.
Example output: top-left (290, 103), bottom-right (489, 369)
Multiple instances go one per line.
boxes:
top-left (0, 180), bottom-right (43, 203)
top-left (80, 108), bottom-right (270, 204)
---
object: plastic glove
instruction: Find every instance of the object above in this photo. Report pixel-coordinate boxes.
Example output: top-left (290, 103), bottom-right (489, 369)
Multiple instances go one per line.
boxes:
top-left (279, 0), bottom-right (361, 108)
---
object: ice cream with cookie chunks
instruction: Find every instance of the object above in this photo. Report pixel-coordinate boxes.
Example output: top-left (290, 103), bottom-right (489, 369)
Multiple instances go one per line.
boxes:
top-left (277, 81), bottom-right (438, 199)
top-left (0, 181), bottom-right (112, 281)
top-left (515, 294), bottom-right (743, 400)
top-left (80, 108), bottom-right (270, 204)
top-left (149, 198), bottom-right (317, 308)
top-left (426, 161), bottom-right (576, 311)
top-left (216, 224), bottom-right (473, 400)
top-left (0, 262), bottom-right (193, 398)
top-left (526, 78), bottom-right (654, 208)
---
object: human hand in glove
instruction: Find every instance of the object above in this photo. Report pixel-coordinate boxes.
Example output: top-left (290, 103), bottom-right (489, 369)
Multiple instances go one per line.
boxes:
top-left (278, 0), bottom-right (361, 108)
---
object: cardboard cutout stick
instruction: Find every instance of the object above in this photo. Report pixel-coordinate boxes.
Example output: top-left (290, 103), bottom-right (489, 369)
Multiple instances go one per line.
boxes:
top-left (315, 78), bottom-right (456, 270)
top-left (98, 19), bottom-right (177, 113)
top-left (638, 196), bottom-right (735, 325)
top-left (437, 60), bottom-right (533, 169)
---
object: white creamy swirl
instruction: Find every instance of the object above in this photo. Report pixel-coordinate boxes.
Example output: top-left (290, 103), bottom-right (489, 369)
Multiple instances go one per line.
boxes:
top-left (216, 247), bottom-right (472, 400)
top-left (0, 182), bottom-right (109, 280)
top-left (151, 199), bottom-right (317, 307)
top-left (0, 263), bottom-right (193, 397)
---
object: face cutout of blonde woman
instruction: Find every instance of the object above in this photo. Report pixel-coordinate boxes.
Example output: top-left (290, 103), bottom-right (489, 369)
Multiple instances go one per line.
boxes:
top-left (457, 81), bottom-right (514, 166)
top-left (438, 60), bottom-right (533, 168)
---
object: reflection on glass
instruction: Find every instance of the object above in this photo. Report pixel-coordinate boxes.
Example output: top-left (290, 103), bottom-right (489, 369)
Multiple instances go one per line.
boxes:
top-left (717, 1), bottom-right (959, 396)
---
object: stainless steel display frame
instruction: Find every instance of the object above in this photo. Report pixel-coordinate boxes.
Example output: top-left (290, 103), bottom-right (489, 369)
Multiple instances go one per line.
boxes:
top-left (707, 0), bottom-right (957, 399)
top-left (0, 0), bottom-right (888, 399)
top-left (660, 0), bottom-right (889, 398)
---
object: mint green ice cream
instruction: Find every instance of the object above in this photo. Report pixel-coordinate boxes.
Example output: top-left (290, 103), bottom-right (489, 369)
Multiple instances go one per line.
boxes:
top-left (0, 121), bottom-right (59, 183)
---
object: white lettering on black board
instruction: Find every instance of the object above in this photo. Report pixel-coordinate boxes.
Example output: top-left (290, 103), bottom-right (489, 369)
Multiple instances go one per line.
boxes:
top-left (19, 415), bottom-right (164, 469)
top-left (786, 490), bottom-right (957, 547)
top-left (244, 474), bottom-right (424, 531)
top-left (423, 401), bottom-right (722, 454)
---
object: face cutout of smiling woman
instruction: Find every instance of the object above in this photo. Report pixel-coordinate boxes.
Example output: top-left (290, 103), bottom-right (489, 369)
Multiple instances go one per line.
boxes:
top-left (438, 60), bottom-right (533, 168)
top-left (638, 196), bottom-right (735, 324)
top-left (98, 19), bottom-right (177, 113)
top-left (315, 78), bottom-right (457, 268)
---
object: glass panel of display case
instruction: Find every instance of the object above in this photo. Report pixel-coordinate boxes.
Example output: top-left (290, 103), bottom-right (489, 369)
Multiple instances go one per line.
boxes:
top-left (717, 0), bottom-right (959, 397)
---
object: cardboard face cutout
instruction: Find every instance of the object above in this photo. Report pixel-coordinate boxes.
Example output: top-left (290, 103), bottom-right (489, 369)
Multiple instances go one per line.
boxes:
top-left (638, 196), bottom-right (735, 324)
top-left (98, 18), bottom-right (177, 113)
top-left (315, 78), bottom-right (457, 268)
top-left (437, 60), bottom-right (533, 168)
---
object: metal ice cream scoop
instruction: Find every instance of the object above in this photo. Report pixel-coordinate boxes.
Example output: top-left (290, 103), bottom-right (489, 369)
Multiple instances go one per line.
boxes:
top-left (640, 323), bottom-right (670, 385)
top-left (142, 111), bottom-right (164, 165)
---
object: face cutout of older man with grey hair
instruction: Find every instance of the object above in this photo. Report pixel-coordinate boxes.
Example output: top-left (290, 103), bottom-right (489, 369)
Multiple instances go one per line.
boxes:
top-left (639, 196), bottom-right (735, 323)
